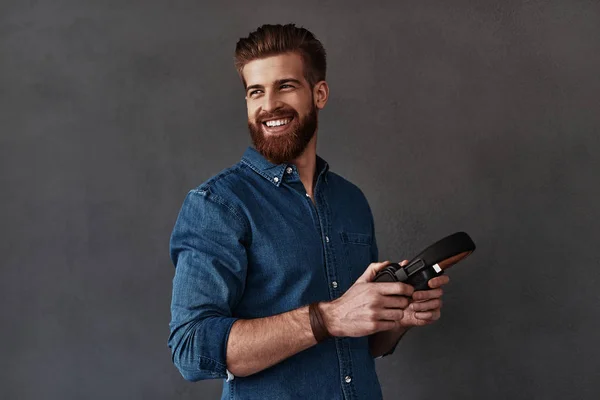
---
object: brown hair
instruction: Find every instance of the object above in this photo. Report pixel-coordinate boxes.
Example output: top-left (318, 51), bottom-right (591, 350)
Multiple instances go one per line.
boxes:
top-left (234, 24), bottom-right (327, 88)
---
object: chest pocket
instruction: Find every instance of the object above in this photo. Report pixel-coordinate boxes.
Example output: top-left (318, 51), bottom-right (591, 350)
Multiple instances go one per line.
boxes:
top-left (339, 231), bottom-right (373, 283)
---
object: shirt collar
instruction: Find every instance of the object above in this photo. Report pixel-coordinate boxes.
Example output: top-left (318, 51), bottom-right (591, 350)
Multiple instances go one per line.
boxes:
top-left (240, 146), bottom-right (329, 187)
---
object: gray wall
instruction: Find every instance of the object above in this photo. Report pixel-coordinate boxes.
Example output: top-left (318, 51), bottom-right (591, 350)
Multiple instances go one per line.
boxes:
top-left (2, 0), bottom-right (599, 399)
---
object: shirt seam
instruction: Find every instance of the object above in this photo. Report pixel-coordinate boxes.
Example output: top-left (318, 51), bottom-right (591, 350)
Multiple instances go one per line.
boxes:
top-left (197, 163), bottom-right (243, 188)
top-left (190, 188), bottom-right (251, 234)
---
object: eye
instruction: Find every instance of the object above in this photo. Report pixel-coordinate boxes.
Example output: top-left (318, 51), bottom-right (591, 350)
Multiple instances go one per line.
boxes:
top-left (280, 84), bottom-right (294, 89)
top-left (248, 90), bottom-right (263, 98)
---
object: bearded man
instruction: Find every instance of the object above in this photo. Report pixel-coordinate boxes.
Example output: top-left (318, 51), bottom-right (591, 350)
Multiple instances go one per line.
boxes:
top-left (168, 24), bottom-right (449, 400)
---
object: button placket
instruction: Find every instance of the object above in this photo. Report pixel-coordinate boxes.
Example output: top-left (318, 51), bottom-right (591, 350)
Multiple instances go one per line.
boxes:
top-left (309, 188), bottom-right (353, 397)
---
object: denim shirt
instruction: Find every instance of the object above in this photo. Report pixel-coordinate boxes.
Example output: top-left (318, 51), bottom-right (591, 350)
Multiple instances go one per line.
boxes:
top-left (168, 146), bottom-right (398, 400)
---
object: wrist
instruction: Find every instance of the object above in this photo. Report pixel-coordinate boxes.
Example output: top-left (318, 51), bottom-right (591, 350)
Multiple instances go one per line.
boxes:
top-left (309, 302), bottom-right (332, 343)
top-left (318, 300), bottom-right (341, 337)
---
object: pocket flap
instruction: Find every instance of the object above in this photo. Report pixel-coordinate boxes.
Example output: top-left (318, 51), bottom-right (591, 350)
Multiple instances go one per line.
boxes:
top-left (340, 231), bottom-right (372, 246)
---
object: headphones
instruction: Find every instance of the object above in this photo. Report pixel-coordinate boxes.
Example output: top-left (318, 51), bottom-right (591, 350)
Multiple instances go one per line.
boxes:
top-left (373, 232), bottom-right (476, 290)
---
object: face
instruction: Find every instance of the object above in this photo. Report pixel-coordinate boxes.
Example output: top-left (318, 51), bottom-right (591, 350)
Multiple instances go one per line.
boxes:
top-left (242, 52), bottom-right (322, 164)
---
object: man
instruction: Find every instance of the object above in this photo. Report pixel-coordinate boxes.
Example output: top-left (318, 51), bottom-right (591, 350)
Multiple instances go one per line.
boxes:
top-left (168, 24), bottom-right (448, 400)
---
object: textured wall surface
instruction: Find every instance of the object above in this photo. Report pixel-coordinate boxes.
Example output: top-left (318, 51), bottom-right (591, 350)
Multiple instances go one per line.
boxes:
top-left (2, 0), bottom-right (599, 399)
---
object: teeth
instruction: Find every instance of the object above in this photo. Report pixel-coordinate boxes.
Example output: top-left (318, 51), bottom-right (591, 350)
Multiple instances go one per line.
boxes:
top-left (265, 118), bottom-right (291, 127)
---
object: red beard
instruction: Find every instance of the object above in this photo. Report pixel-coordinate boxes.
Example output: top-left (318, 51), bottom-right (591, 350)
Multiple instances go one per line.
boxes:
top-left (248, 105), bottom-right (318, 165)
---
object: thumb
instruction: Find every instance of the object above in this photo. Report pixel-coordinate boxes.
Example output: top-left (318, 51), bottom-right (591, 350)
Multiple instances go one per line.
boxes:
top-left (358, 261), bottom-right (392, 283)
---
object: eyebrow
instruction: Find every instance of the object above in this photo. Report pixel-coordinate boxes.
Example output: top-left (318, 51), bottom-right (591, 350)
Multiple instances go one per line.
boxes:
top-left (245, 78), bottom-right (303, 93)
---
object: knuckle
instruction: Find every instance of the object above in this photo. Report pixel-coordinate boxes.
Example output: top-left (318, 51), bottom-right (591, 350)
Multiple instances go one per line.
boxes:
top-left (369, 295), bottom-right (380, 307)
top-left (369, 296), bottom-right (380, 308)
top-left (368, 305), bottom-right (378, 315)
top-left (399, 283), bottom-right (414, 295)
top-left (366, 291), bottom-right (377, 303)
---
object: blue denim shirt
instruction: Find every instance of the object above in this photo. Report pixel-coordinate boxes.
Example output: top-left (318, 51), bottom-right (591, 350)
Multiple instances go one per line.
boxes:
top-left (169, 146), bottom-right (398, 399)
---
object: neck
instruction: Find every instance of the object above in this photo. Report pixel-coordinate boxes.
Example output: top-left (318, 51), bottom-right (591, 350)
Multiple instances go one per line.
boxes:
top-left (289, 133), bottom-right (318, 198)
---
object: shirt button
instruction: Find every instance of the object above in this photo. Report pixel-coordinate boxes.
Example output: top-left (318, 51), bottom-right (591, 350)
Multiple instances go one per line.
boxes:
top-left (325, 236), bottom-right (330, 243)
top-left (286, 167), bottom-right (293, 174)
top-left (345, 376), bottom-right (352, 383)
top-left (273, 177), bottom-right (279, 183)
top-left (332, 281), bottom-right (338, 289)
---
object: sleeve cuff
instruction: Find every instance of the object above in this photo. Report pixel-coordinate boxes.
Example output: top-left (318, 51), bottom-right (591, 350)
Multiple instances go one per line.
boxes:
top-left (196, 316), bottom-right (239, 376)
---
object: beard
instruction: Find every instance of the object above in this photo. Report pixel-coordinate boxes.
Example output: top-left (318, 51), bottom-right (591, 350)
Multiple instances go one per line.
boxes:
top-left (248, 104), bottom-right (318, 165)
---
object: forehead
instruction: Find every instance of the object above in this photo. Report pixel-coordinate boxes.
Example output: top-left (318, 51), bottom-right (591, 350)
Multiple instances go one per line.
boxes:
top-left (242, 52), bottom-right (307, 87)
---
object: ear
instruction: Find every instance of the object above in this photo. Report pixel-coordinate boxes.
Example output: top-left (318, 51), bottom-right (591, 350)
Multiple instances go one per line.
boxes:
top-left (313, 80), bottom-right (329, 110)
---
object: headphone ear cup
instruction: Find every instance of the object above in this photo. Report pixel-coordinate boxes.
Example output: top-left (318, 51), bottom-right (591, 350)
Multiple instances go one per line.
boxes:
top-left (373, 266), bottom-right (399, 282)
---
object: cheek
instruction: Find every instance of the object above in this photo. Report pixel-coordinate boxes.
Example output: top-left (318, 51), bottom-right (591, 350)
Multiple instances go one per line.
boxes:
top-left (284, 102), bottom-right (304, 118)
top-left (247, 106), bottom-right (257, 121)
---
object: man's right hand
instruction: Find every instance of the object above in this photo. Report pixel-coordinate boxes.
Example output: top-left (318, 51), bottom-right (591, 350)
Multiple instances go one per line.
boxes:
top-left (319, 261), bottom-right (414, 337)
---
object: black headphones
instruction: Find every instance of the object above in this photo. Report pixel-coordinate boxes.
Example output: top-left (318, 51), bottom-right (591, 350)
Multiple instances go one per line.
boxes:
top-left (373, 232), bottom-right (476, 290)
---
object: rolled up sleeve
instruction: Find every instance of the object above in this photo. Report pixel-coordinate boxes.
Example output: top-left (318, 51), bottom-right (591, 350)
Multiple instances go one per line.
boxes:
top-left (168, 188), bottom-right (248, 381)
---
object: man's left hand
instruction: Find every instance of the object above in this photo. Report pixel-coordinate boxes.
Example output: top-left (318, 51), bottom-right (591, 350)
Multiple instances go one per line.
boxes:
top-left (396, 259), bottom-right (450, 328)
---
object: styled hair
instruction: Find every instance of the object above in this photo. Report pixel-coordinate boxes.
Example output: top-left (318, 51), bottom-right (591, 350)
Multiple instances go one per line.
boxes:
top-left (234, 24), bottom-right (327, 88)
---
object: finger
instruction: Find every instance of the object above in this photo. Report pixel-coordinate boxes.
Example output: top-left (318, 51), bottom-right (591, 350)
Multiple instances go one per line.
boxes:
top-left (373, 260), bottom-right (392, 273)
top-left (377, 308), bottom-right (405, 321)
top-left (366, 260), bottom-right (408, 283)
top-left (399, 259), bottom-right (409, 266)
top-left (427, 275), bottom-right (450, 289)
top-left (414, 310), bottom-right (441, 321)
top-left (409, 299), bottom-right (442, 312)
top-left (412, 288), bottom-right (443, 301)
top-left (376, 281), bottom-right (414, 297)
top-left (380, 295), bottom-right (411, 309)
top-left (359, 261), bottom-right (391, 283)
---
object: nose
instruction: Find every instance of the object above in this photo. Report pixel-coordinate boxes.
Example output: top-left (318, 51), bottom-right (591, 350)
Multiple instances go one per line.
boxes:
top-left (262, 91), bottom-right (283, 113)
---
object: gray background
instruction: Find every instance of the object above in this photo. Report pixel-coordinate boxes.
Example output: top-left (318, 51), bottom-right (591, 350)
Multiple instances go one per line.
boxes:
top-left (1, 0), bottom-right (599, 399)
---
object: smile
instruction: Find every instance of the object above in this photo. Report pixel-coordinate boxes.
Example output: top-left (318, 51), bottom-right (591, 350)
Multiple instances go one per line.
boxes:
top-left (263, 118), bottom-right (292, 127)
